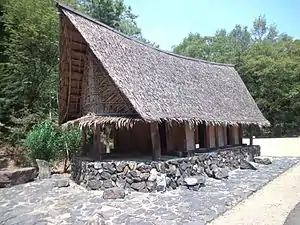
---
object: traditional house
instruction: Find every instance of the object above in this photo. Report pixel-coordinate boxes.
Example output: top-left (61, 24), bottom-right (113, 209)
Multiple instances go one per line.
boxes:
top-left (57, 4), bottom-right (269, 161)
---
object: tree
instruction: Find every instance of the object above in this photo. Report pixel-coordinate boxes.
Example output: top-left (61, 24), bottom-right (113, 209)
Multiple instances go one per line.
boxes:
top-left (79, 0), bottom-right (158, 46)
top-left (173, 16), bottom-right (300, 137)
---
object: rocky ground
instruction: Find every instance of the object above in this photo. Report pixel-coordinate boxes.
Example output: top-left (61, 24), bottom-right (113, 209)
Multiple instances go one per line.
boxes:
top-left (0, 157), bottom-right (299, 225)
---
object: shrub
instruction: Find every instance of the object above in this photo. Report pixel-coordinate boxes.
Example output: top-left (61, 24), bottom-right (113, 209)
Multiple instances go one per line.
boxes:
top-left (24, 120), bottom-right (83, 171)
top-left (58, 128), bottom-right (82, 171)
top-left (23, 121), bottom-right (60, 163)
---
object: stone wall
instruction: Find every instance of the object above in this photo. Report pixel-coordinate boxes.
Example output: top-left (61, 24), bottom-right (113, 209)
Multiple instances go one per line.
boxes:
top-left (71, 145), bottom-right (260, 192)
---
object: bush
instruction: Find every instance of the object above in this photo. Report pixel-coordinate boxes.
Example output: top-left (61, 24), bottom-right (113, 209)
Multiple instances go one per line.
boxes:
top-left (58, 128), bottom-right (82, 171)
top-left (24, 121), bottom-right (82, 170)
top-left (23, 121), bottom-right (60, 163)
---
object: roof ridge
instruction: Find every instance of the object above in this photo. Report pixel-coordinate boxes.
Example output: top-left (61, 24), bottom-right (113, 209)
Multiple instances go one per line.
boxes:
top-left (56, 2), bottom-right (235, 67)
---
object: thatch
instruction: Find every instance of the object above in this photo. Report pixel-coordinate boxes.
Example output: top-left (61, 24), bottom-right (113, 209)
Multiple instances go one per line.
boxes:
top-left (57, 3), bottom-right (270, 127)
top-left (62, 113), bottom-right (143, 130)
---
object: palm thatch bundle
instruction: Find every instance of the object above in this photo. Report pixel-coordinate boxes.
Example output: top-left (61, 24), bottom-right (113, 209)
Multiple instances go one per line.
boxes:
top-left (58, 4), bottom-right (270, 129)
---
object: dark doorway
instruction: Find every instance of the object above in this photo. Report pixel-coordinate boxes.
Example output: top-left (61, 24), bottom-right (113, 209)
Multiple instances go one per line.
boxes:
top-left (159, 121), bottom-right (167, 154)
top-left (198, 124), bottom-right (206, 148)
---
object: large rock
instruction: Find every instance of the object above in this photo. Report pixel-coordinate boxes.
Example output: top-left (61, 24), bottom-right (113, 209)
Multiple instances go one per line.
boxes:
top-left (148, 168), bottom-right (158, 182)
top-left (184, 175), bottom-right (206, 187)
top-left (213, 167), bottom-right (229, 180)
top-left (103, 187), bottom-right (126, 199)
top-left (0, 167), bottom-right (36, 188)
top-left (53, 179), bottom-right (70, 188)
top-left (240, 159), bottom-right (258, 170)
top-left (254, 156), bottom-right (272, 165)
top-left (36, 159), bottom-right (51, 179)
top-left (131, 182), bottom-right (146, 191)
top-left (184, 177), bottom-right (198, 186)
top-left (88, 180), bottom-right (102, 190)
top-left (156, 174), bottom-right (166, 192)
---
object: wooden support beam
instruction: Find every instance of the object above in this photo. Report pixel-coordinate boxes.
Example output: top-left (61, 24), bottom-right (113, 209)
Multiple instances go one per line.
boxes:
top-left (93, 125), bottom-right (103, 161)
top-left (184, 122), bottom-right (195, 151)
top-left (215, 126), bottom-right (219, 147)
top-left (249, 125), bottom-right (254, 146)
top-left (150, 122), bottom-right (161, 161)
top-left (206, 125), bottom-right (210, 148)
top-left (238, 124), bottom-right (243, 145)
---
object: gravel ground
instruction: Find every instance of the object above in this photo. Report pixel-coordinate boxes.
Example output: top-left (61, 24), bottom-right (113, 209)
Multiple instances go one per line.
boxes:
top-left (0, 157), bottom-right (299, 225)
top-left (208, 161), bottom-right (300, 225)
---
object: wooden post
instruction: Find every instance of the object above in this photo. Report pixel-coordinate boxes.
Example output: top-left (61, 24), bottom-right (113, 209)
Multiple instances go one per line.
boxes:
top-left (81, 126), bottom-right (87, 156)
top-left (206, 125), bottom-right (210, 148)
top-left (238, 124), bottom-right (243, 145)
top-left (97, 125), bottom-right (103, 161)
top-left (249, 125), bottom-right (254, 146)
top-left (93, 124), bottom-right (103, 161)
top-left (215, 126), bottom-right (219, 147)
top-left (184, 122), bottom-right (195, 151)
top-left (150, 122), bottom-right (161, 161)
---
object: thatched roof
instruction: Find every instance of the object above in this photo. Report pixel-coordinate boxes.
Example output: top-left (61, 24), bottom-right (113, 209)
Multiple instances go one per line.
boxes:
top-left (57, 4), bottom-right (270, 127)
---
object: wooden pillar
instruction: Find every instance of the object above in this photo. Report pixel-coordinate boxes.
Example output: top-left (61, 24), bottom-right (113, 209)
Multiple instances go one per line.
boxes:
top-left (223, 126), bottom-right (227, 146)
top-left (206, 125), bottom-right (210, 148)
top-left (238, 124), bottom-right (243, 145)
top-left (94, 125), bottom-right (103, 161)
top-left (150, 122), bottom-right (161, 161)
top-left (81, 126), bottom-right (87, 156)
top-left (214, 126), bottom-right (219, 147)
top-left (184, 122), bottom-right (195, 151)
top-left (249, 125), bottom-right (254, 146)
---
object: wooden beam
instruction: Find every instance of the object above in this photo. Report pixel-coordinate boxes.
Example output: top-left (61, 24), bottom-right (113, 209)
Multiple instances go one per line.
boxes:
top-left (215, 126), bottom-right (219, 147)
top-left (184, 122), bottom-right (195, 151)
top-left (239, 124), bottom-right (243, 145)
top-left (249, 125), bottom-right (254, 146)
top-left (205, 125), bottom-right (210, 148)
top-left (150, 122), bottom-right (161, 161)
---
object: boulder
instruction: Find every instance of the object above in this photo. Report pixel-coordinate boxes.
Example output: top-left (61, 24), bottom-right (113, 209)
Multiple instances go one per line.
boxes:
top-left (184, 175), bottom-right (206, 187)
top-left (103, 187), bottom-right (126, 199)
top-left (240, 159), bottom-right (258, 170)
top-left (53, 179), bottom-right (70, 188)
top-left (36, 159), bottom-right (51, 179)
top-left (131, 182), bottom-right (146, 191)
top-left (146, 181), bottom-right (156, 191)
top-left (88, 180), bottom-right (102, 190)
top-left (184, 177), bottom-right (198, 186)
top-left (0, 167), bottom-right (36, 187)
top-left (254, 156), bottom-right (272, 165)
top-left (156, 174), bottom-right (166, 192)
top-left (116, 162), bottom-right (126, 172)
top-left (103, 179), bottom-right (114, 188)
top-left (213, 167), bottom-right (229, 180)
top-left (100, 171), bottom-right (111, 180)
top-left (148, 168), bottom-right (158, 182)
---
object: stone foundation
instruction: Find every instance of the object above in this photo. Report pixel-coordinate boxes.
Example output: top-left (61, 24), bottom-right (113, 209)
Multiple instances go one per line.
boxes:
top-left (71, 145), bottom-right (260, 192)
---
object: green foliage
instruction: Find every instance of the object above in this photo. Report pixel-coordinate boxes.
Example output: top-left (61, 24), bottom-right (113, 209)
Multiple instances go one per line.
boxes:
top-left (23, 121), bottom-right (60, 163)
top-left (174, 16), bottom-right (300, 137)
top-left (58, 127), bottom-right (82, 159)
top-left (0, 0), bottom-right (156, 148)
top-left (24, 120), bottom-right (82, 167)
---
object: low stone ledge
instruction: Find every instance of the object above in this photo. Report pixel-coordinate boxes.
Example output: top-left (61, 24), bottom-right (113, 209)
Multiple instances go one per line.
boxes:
top-left (71, 145), bottom-right (260, 192)
top-left (0, 167), bottom-right (37, 188)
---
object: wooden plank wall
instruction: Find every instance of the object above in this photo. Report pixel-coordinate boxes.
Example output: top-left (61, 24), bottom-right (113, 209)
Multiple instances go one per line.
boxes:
top-left (184, 123), bottom-right (195, 151)
top-left (166, 122), bottom-right (185, 152)
top-left (208, 125), bottom-right (216, 148)
top-left (216, 126), bottom-right (225, 147)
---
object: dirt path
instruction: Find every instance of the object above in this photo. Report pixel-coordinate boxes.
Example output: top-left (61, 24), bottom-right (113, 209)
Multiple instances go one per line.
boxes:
top-left (208, 162), bottom-right (300, 225)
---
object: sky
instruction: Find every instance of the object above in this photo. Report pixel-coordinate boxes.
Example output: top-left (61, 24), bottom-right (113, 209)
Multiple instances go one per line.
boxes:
top-left (124, 0), bottom-right (300, 50)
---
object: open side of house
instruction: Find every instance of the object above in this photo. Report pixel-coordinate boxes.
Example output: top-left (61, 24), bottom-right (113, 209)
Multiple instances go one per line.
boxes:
top-left (57, 3), bottom-right (269, 162)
